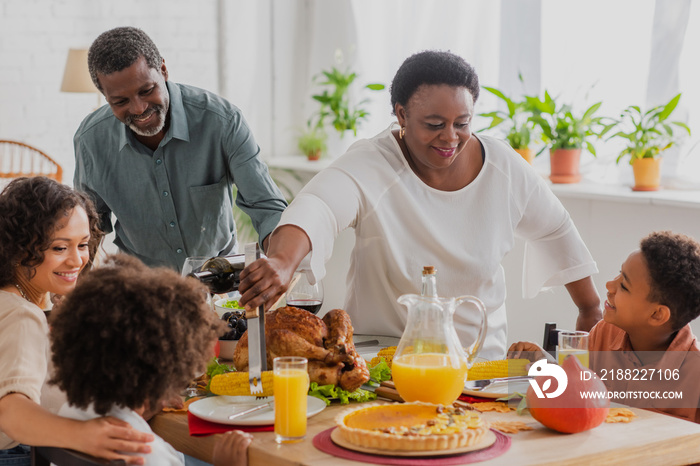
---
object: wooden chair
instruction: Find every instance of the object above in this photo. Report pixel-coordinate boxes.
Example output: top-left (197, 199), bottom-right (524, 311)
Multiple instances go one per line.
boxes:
top-left (0, 140), bottom-right (63, 183)
top-left (31, 446), bottom-right (126, 466)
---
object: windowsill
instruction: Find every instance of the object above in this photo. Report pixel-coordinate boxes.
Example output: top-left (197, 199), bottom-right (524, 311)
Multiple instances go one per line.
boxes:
top-left (265, 155), bottom-right (333, 172)
top-left (546, 179), bottom-right (700, 209)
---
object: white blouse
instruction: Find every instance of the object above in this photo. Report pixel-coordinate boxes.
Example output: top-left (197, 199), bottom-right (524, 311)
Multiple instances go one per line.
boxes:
top-left (278, 126), bottom-right (597, 359)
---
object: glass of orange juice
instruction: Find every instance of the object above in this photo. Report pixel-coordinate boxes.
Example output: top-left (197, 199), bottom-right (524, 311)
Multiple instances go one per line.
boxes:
top-left (273, 356), bottom-right (309, 444)
top-left (557, 331), bottom-right (589, 367)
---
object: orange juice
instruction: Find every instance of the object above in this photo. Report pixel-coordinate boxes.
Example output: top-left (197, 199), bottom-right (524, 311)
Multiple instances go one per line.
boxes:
top-left (392, 353), bottom-right (467, 405)
top-left (273, 368), bottom-right (309, 442)
top-left (558, 349), bottom-right (590, 368)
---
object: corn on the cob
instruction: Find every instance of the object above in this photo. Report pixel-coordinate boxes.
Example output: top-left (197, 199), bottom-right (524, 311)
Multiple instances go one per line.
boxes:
top-left (370, 346), bottom-right (397, 369)
top-left (467, 359), bottom-right (529, 381)
top-left (210, 371), bottom-right (274, 397)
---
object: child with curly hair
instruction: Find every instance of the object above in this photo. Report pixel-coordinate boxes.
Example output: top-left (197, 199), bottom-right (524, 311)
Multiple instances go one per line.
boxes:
top-left (510, 231), bottom-right (700, 423)
top-left (49, 254), bottom-right (251, 465)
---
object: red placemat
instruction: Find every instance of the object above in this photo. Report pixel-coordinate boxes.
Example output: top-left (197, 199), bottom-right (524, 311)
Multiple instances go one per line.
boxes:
top-left (187, 411), bottom-right (274, 436)
top-left (313, 428), bottom-right (510, 465)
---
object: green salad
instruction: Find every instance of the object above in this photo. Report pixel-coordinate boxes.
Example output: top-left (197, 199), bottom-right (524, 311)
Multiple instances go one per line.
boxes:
top-left (221, 299), bottom-right (244, 309)
top-left (308, 359), bottom-right (392, 406)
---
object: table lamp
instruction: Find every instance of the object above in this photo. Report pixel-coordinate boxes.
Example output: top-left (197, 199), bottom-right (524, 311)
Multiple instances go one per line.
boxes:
top-left (60, 48), bottom-right (101, 110)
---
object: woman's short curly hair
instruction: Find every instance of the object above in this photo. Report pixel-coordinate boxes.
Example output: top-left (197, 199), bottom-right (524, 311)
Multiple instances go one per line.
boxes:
top-left (390, 50), bottom-right (480, 115)
top-left (88, 26), bottom-right (162, 92)
top-left (0, 177), bottom-right (103, 288)
top-left (640, 231), bottom-right (700, 330)
top-left (49, 254), bottom-right (227, 416)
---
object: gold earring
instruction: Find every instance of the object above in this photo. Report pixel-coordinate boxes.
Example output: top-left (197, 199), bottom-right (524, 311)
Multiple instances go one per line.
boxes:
top-left (399, 126), bottom-right (405, 139)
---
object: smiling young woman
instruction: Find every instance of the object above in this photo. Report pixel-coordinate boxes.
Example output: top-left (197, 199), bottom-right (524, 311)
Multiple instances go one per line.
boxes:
top-left (0, 177), bottom-right (153, 464)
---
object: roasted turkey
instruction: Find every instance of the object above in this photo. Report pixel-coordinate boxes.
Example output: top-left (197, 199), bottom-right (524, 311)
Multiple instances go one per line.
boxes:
top-left (233, 306), bottom-right (370, 392)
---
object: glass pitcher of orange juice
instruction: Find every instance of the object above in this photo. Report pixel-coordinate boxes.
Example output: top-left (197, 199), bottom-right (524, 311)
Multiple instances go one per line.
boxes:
top-left (392, 293), bottom-right (487, 406)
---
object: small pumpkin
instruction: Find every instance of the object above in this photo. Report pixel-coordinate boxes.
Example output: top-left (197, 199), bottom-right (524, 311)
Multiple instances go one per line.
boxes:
top-left (526, 355), bottom-right (609, 433)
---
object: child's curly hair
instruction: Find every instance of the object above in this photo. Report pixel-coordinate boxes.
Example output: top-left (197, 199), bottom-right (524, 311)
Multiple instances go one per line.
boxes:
top-left (49, 254), bottom-right (226, 415)
top-left (0, 176), bottom-right (103, 287)
top-left (641, 231), bottom-right (700, 330)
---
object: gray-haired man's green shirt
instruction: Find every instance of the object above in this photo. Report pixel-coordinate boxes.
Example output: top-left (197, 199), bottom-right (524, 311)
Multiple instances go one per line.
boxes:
top-left (74, 81), bottom-right (287, 271)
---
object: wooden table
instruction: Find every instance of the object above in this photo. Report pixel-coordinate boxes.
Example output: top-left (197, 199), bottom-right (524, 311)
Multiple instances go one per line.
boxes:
top-left (150, 399), bottom-right (700, 465)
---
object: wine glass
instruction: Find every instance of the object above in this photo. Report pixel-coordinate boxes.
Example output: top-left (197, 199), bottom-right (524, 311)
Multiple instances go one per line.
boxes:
top-left (285, 271), bottom-right (324, 314)
top-left (181, 256), bottom-right (208, 276)
top-left (182, 256), bottom-right (214, 317)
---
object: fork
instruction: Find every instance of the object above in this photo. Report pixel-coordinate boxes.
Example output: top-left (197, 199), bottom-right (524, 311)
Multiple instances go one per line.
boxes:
top-left (228, 400), bottom-right (274, 421)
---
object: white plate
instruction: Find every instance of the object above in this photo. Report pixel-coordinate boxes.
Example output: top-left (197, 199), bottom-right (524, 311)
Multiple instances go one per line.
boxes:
top-left (188, 396), bottom-right (326, 426)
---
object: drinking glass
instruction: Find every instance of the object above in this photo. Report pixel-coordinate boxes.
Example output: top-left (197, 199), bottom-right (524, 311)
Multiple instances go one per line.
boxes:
top-left (285, 271), bottom-right (324, 314)
top-left (273, 356), bottom-right (309, 444)
top-left (557, 330), bottom-right (589, 367)
top-left (181, 256), bottom-right (208, 276)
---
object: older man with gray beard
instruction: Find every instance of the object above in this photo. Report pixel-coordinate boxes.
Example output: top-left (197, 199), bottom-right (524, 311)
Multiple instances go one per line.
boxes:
top-left (73, 27), bottom-right (287, 272)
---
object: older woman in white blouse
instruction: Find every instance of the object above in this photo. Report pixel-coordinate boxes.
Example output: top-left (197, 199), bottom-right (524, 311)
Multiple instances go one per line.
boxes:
top-left (239, 50), bottom-right (602, 359)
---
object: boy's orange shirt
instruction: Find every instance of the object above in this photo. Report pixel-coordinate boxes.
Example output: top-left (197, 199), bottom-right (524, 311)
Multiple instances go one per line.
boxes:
top-left (589, 320), bottom-right (700, 424)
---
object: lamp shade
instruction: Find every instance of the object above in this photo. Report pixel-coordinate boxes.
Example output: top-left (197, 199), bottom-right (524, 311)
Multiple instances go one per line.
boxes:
top-left (60, 48), bottom-right (97, 93)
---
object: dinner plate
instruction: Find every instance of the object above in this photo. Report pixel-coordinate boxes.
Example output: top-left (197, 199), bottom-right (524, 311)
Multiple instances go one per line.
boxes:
top-left (462, 378), bottom-right (532, 399)
top-left (188, 395), bottom-right (326, 426)
top-left (330, 428), bottom-right (497, 457)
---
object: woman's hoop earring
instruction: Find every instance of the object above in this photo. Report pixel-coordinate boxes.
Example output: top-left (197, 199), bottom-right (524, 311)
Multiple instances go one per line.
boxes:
top-left (399, 126), bottom-right (406, 139)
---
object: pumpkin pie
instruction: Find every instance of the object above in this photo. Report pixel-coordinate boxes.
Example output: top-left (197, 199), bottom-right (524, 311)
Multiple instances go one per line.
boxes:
top-left (335, 402), bottom-right (488, 451)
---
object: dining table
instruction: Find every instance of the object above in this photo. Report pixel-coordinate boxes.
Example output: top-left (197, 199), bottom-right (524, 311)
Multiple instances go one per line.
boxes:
top-left (149, 336), bottom-right (700, 465)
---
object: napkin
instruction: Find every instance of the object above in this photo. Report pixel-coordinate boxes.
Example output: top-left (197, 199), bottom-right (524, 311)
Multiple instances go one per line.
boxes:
top-left (458, 394), bottom-right (499, 404)
top-left (187, 411), bottom-right (274, 436)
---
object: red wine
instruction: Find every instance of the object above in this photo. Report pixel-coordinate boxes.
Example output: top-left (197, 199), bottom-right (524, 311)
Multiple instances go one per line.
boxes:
top-left (287, 299), bottom-right (322, 314)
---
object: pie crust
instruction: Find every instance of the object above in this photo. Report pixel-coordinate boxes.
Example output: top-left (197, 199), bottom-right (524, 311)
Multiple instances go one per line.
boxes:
top-left (335, 402), bottom-right (488, 451)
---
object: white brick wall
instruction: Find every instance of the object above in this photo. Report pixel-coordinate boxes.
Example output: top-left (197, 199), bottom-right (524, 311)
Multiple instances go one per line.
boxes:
top-left (0, 0), bottom-right (221, 186)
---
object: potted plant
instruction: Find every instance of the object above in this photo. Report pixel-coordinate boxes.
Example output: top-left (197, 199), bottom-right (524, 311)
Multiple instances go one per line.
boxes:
top-left (297, 125), bottom-right (327, 161)
top-left (477, 80), bottom-right (538, 164)
top-left (607, 93), bottom-right (690, 191)
top-left (527, 91), bottom-right (614, 183)
top-left (310, 66), bottom-right (385, 137)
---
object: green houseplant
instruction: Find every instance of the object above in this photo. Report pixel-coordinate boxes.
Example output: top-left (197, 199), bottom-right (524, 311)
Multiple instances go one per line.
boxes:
top-left (297, 125), bottom-right (327, 161)
top-left (478, 84), bottom-right (538, 163)
top-left (527, 91), bottom-right (613, 183)
top-left (607, 93), bottom-right (690, 191)
top-left (310, 66), bottom-right (385, 138)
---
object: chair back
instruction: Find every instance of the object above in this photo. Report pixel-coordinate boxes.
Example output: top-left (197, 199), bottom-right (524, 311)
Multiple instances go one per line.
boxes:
top-left (0, 140), bottom-right (63, 183)
top-left (31, 446), bottom-right (126, 466)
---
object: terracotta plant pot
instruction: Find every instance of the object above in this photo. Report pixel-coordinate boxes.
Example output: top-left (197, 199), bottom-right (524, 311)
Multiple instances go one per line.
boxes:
top-left (549, 148), bottom-right (582, 183)
top-left (515, 148), bottom-right (535, 164)
top-left (632, 157), bottom-right (662, 191)
top-left (306, 150), bottom-right (321, 161)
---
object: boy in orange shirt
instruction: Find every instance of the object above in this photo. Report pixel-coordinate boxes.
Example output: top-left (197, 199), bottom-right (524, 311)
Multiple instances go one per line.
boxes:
top-left (511, 231), bottom-right (700, 423)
